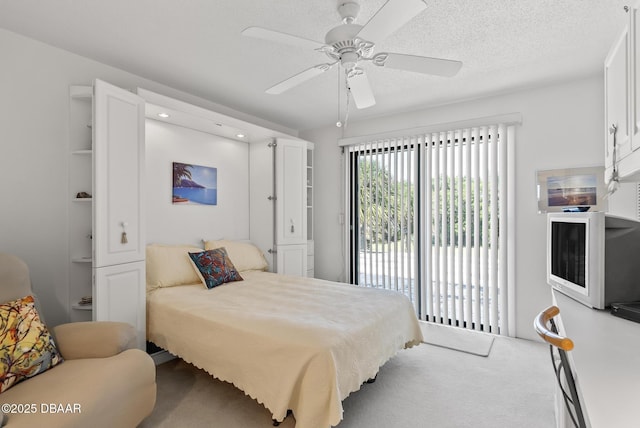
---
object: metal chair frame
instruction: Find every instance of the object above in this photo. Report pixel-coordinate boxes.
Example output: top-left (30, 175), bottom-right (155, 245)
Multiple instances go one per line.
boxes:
top-left (535, 306), bottom-right (587, 428)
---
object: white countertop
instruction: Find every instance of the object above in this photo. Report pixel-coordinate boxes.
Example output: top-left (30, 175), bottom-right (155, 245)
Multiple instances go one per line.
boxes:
top-left (552, 290), bottom-right (640, 428)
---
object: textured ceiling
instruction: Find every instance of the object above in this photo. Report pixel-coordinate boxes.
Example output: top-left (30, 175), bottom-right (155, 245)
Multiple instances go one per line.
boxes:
top-left (0, 0), bottom-right (630, 131)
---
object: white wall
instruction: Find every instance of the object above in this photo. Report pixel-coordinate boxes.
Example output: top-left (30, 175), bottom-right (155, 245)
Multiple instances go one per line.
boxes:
top-left (301, 75), bottom-right (638, 340)
top-left (2, 25), bottom-right (636, 339)
top-left (0, 28), bottom-right (293, 327)
top-left (145, 120), bottom-right (250, 247)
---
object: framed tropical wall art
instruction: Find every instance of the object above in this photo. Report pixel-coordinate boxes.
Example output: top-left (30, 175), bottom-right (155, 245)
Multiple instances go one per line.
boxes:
top-left (172, 162), bottom-right (217, 205)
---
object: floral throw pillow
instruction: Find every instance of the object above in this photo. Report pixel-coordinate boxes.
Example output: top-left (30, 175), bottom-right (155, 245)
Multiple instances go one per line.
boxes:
top-left (188, 248), bottom-right (243, 289)
top-left (0, 295), bottom-right (63, 393)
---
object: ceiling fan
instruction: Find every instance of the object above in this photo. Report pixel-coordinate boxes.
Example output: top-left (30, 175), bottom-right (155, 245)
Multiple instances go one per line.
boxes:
top-left (242, 0), bottom-right (462, 109)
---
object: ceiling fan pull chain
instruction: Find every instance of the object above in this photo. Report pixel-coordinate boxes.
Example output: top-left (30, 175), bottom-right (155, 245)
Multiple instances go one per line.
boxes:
top-left (344, 69), bottom-right (351, 129)
top-left (336, 67), bottom-right (343, 128)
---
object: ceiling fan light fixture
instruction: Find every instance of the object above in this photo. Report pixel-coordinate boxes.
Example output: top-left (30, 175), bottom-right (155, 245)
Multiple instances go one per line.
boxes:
top-left (242, 0), bottom-right (463, 115)
top-left (340, 51), bottom-right (359, 69)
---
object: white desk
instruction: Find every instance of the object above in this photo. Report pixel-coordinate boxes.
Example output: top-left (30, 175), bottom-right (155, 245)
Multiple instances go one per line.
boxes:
top-left (552, 291), bottom-right (640, 428)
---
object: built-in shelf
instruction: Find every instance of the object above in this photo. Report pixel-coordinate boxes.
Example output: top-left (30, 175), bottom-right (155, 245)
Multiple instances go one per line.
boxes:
top-left (69, 84), bottom-right (94, 324)
top-left (306, 145), bottom-right (314, 261)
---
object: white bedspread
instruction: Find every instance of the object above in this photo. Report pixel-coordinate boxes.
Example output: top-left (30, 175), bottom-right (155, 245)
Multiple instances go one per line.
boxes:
top-left (147, 271), bottom-right (423, 428)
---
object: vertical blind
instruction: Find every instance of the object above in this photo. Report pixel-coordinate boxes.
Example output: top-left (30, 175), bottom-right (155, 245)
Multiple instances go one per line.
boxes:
top-left (347, 122), bottom-right (513, 334)
top-left (349, 138), bottom-right (418, 306)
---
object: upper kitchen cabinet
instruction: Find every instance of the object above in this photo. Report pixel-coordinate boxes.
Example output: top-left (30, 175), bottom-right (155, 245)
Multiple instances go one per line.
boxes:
top-left (605, 2), bottom-right (640, 181)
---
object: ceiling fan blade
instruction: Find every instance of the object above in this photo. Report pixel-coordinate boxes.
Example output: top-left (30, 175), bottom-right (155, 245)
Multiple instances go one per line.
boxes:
top-left (266, 63), bottom-right (336, 94)
top-left (241, 26), bottom-right (326, 50)
top-left (356, 0), bottom-right (427, 42)
top-left (373, 52), bottom-right (462, 77)
top-left (346, 68), bottom-right (376, 109)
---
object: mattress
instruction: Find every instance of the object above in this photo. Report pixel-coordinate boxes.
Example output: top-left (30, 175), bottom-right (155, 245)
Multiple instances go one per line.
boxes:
top-left (147, 270), bottom-right (423, 428)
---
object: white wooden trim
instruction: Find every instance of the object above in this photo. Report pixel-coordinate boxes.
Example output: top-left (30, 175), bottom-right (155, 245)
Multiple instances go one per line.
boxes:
top-left (506, 125), bottom-right (517, 337)
top-left (337, 113), bottom-right (522, 147)
top-left (136, 88), bottom-right (296, 142)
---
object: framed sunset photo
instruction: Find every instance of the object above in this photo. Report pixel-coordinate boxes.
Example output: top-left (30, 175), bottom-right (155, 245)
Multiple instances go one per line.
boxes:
top-left (536, 166), bottom-right (606, 213)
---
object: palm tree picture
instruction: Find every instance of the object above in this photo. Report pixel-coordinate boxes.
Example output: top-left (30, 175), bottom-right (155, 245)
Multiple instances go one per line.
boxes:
top-left (172, 162), bottom-right (218, 205)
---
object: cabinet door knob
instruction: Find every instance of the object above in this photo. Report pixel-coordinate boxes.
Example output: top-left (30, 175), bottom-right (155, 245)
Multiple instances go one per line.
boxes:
top-left (120, 222), bottom-right (129, 244)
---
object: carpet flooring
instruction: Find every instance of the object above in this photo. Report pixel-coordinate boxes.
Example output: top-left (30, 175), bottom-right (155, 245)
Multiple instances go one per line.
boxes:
top-left (139, 335), bottom-right (555, 428)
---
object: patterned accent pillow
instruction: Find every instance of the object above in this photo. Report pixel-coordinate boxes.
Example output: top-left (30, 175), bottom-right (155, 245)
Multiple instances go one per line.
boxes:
top-left (0, 295), bottom-right (63, 393)
top-left (188, 248), bottom-right (243, 289)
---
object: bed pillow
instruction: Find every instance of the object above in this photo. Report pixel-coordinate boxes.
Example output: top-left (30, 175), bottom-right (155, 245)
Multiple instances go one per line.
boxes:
top-left (146, 244), bottom-right (203, 290)
top-left (188, 248), bottom-right (243, 289)
top-left (204, 240), bottom-right (268, 272)
top-left (0, 295), bottom-right (63, 393)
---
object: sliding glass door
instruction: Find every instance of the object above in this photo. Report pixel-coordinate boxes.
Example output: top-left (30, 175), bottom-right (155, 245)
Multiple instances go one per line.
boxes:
top-left (349, 140), bottom-right (419, 306)
top-left (347, 125), bottom-right (510, 334)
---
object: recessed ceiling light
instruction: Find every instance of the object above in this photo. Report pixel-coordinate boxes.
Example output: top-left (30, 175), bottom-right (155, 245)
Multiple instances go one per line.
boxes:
top-left (157, 112), bottom-right (170, 118)
top-left (236, 133), bottom-right (245, 138)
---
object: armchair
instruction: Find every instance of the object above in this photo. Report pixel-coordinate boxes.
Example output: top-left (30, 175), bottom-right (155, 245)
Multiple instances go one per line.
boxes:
top-left (0, 252), bottom-right (156, 427)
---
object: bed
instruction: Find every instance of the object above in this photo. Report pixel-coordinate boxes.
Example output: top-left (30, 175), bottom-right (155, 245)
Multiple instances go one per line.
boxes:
top-left (145, 241), bottom-right (423, 428)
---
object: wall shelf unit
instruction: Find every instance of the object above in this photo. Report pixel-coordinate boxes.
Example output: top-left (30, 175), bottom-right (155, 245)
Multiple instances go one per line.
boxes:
top-left (67, 80), bottom-right (146, 349)
top-left (249, 139), bottom-right (314, 277)
top-left (306, 144), bottom-right (314, 277)
top-left (68, 84), bottom-right (93, 323)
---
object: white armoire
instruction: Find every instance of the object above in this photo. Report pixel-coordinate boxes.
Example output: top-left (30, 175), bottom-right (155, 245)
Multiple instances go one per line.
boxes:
top-left (68, 79), bottom-right (146, 349)
top-left (249, 138), bottom-right (314, 277)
